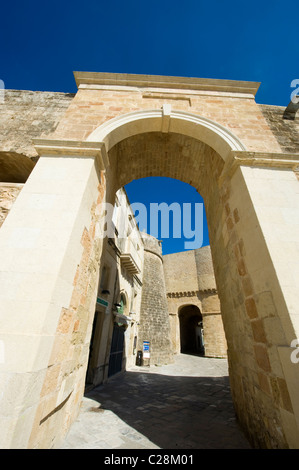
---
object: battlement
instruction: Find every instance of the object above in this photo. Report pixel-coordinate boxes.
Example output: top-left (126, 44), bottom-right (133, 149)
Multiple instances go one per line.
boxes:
top-left (140, 232), bottom-right (163, 260)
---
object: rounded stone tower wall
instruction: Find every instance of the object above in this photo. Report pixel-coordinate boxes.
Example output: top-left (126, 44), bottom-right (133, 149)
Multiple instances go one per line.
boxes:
top-left (194, 245), bottom-right (216, 292)
top-left (138, 233), bottom-right (173, 365)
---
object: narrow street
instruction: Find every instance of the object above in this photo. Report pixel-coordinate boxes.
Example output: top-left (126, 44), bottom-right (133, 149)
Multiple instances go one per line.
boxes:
top-left (61, 354), bottom-right (251, 449)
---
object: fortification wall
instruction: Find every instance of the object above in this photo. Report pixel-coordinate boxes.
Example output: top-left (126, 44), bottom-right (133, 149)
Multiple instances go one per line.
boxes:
top-left (163, 246), bottom-right (227, 358)
top-left (0, 89), bottom-right (74, 159)
top-left (163, 249), bottom-right (198, 293)
top-left (137, 233), bottom-right (173, 365)
top-left (194, 245), bottom-right (217, 291)
top-left (259, 104), bottom-right (299, 154)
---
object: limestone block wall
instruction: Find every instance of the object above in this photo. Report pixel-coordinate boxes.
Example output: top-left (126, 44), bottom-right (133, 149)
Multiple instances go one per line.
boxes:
top-left (51, 73), bottom-right (282, 155)
top-left (0, 90), bottom-right (74, 159)
top-left (259, 105), bottom-right (299, 154)
top-left (3, 82), bottom-right (297, 164)
top-left (137, 233), bottom-right (173, 365)
top-left (202, 308), bottom-right (227, 358)
top-left (206, 159), bottom-right (299, 449)
top-left (28, 165), bottom-right (106, 449)
top-left (163, 249), bottom-right (198, 293)
top-left (163, 247), bottom-right (227, 358)
top-left (0, 152), bottom-right (106, 448)
top-left (194, 246), bottom-right (217, 291)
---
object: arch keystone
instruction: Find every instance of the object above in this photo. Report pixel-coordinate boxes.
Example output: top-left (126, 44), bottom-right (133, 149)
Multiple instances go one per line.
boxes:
top-left (161, 104), bottom-right (171, 133)
top-left (86, 109), bottom-right (247, 162)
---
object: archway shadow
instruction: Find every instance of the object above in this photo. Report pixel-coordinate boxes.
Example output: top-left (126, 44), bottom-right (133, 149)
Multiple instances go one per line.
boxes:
top-left (85, 369), bottom-right (251, 449)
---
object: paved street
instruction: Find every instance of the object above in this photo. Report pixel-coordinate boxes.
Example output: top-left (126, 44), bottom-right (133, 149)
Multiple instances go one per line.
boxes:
top-left (61, 354), bottom-right (251, 449)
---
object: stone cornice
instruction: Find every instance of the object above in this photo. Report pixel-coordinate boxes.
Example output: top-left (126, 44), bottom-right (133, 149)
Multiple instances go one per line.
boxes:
top-left (167, 289), bottom-right (217, 298)
top-left (74, 71), bottom-right (260, 97)
top-left (220, 150), bottom-right (299, 183)
top-left (233, 151), bottom-right (299, 168)
top-left (33, 138), bottom-right (109, 170)
top-left (0, 182), bottom-right (24, 188)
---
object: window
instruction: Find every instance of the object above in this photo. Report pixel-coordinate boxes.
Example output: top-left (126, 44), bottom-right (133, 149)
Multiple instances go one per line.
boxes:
top-left (117, 294), bottom-right (126, 315)
top-left (100, 265), bottom-right (110, 292)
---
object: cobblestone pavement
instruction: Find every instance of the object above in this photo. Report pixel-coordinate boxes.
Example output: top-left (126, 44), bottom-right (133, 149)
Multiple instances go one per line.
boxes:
top-left (61, 354), bottom-right (251, 449)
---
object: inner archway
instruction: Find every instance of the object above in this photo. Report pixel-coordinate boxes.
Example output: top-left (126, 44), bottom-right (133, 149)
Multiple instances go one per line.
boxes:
top-left (179, 305), bottom-right (204, 356)
top-left (104, 130), bottom-right (232, 364)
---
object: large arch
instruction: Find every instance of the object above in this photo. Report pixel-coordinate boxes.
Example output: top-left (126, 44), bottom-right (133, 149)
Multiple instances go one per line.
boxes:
top-left (1, 74), bottom-right (299, 449)
top-left (86, 107), bottom-right (247, 161)
top-left (83, 111), bottom-right (299, 448)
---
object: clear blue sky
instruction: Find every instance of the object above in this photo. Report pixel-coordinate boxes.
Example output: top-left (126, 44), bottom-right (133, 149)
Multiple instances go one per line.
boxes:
top-left (1, 0), bottom-right (297, 254)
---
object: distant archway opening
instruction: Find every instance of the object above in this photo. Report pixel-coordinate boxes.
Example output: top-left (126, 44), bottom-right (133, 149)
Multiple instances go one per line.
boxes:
top-left (179, 305), bottom-right (205, 356)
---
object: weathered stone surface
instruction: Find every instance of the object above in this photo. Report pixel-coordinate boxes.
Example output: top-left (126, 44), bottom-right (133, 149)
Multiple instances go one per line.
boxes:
top-left (194, 245), bottom-right (217, 292)
top-left (259, 104), bottom-right (299, 153)
top-left (163, 249), bottom-right (199, 294)
top-left (138, 233), bottom-right (173, 365)
top-left (0, 89), bottom-right (74, 158)
top-left (163, 246), bottom-right (226, 358)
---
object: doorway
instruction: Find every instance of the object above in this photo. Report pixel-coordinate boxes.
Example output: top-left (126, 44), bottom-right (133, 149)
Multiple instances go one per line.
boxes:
top-left (108, 323), bottom-right (125, 377)
top-left (179, 305), bottom-right (205, 356)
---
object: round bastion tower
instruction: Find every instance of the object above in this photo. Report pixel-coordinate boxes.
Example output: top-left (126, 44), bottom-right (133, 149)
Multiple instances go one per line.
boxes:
top-left (137, 233), bottom-right (174, 365)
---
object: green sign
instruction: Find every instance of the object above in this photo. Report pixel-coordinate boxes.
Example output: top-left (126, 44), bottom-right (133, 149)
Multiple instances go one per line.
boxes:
top-left (97, 297), bottom-right (108, 307)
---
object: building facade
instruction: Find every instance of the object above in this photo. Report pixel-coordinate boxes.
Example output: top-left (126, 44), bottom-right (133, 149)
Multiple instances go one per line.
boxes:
top-left (164, 246), bottom-right (227, 358)
top-left (85, 187), bottom-right (144, 386)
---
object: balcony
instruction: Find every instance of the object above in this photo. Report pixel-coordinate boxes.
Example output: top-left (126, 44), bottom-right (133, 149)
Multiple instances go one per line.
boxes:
top-left (120, 253), bottom-right (140, 274)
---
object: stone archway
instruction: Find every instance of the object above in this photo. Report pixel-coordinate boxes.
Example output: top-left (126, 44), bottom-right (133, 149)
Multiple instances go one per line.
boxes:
top-left (1, 73), bottom-right (299, 449)
top-left (179, 304), bottom-right (204, 356)
top-left (94, 122), bottom-right (299, 448)
top-left (39, 118), bottom-right (298, 448)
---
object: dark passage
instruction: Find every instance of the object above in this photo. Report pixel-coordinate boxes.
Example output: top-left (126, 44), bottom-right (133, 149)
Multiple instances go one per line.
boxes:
top-left (179, 305), bottom-right (205, 356)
